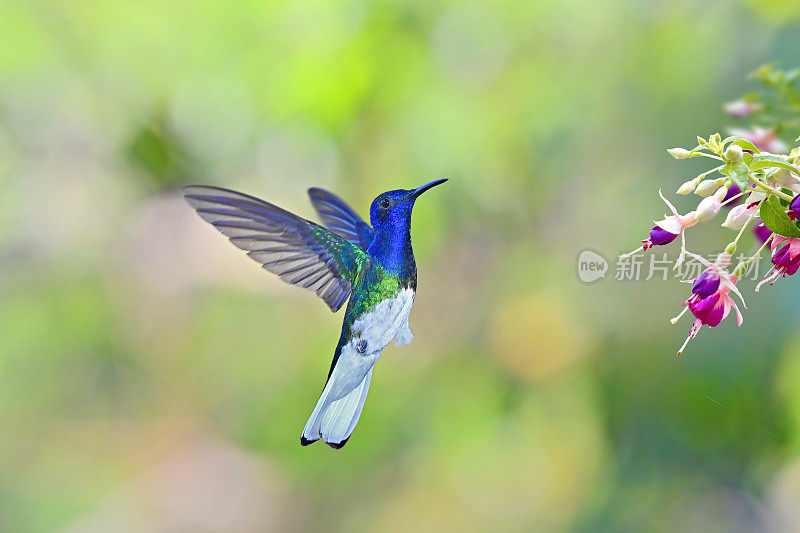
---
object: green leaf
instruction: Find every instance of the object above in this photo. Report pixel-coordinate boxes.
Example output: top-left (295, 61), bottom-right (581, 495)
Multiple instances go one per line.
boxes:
top-left (720, 160), bottom-right (750, 186)
top-left (723, 136), bottom-right (760, 154)
top-left (760, 195), bottom-right (800, 238)
top-left (750, 154), bottom-right (800, 175)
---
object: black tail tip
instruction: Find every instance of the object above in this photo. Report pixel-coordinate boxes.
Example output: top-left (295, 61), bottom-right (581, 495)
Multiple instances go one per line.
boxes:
top-left (326, 438), bottom-right (349, 450)
top-left (300, 436), bottom-right (349, 449)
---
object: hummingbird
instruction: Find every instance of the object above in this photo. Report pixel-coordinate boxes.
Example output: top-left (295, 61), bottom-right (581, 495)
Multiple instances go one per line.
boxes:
top-left (181, 179), bottom-right (447, 449)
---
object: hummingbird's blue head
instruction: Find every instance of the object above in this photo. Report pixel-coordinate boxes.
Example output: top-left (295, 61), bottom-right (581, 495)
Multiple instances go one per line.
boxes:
top-left (368, 179), bottom-right (448, 232)
top-left (366, 179), bottom-right (447, 273)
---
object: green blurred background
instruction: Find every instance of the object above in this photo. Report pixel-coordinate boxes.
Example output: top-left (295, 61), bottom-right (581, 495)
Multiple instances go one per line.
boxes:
top-left (2, 0), bottom-right (800, 531)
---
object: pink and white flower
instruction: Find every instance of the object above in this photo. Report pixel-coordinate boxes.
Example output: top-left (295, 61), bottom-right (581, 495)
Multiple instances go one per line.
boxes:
top-left (678, 276), bottom-right (744, 356)
top-left (671, 252), bottom-right (745, 356)
top-left (624, 190), bottom-right (698, 269)
top-left (721, 202), bottom-right (758, 230)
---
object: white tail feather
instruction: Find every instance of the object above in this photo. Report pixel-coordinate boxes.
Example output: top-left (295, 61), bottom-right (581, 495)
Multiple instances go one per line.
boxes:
top-left (301, 379), bottom-right (334, 444)
top-left (301, 367), bottom-right (373, 447)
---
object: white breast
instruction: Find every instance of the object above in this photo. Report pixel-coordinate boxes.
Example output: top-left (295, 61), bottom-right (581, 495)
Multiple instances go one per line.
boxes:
top-left (351, 287), bottom-right (415, 353)
top-left (326, 288), bottom-right (416, 402)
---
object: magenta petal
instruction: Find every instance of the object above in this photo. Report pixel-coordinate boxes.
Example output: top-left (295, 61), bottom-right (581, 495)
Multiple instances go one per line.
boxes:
top-left (784, 254), bottom-right (800, 276)
top-left (772, 244), bottom-right (791, 268)
top-left (689, 293), bottom-right (726, 327)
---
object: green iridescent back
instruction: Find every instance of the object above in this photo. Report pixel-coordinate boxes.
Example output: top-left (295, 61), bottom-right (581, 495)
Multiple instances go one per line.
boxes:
top-left (306, 224), bottom-right (369, 282)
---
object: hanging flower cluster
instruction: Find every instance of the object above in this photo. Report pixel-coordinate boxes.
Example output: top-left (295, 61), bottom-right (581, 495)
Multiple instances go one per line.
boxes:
top-left (623, 66), bottom-right (800, 355)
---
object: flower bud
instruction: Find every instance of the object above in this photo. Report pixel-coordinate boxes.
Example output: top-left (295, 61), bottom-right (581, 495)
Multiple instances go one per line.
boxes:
top-left (676, 179), bottom-right (697, 195)
top-left (695, 189), bottom-right (724, 221)
top-left (695, 179), bottom-right (721, 197)
top-left (724, 144), bottom-right (743, 162)
top-left (721, 203), bottom-right (756, 230)
top-left (668, 148), bottom-right (691, 159)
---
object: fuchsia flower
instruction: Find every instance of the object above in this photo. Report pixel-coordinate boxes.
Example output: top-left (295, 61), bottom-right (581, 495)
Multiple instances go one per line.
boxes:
top-left (625, 190), bottom-right (699, 267)
top-left (672, 252), bottom-right (746, 356)
top-left (644, 190), bottom-right (699, 248)
top-left (645, 68), bottom-right (800, 358)
top-left (756, 235), bottom-right (800, 291)
top-left (678, 279), bottom-right (744, 356)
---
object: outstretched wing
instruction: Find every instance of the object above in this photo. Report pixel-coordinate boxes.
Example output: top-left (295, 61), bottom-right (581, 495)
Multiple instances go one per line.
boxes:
top-left (308, 188), bottom-right (374, 251)
top-left (182, 185), bottom-right (368, 312)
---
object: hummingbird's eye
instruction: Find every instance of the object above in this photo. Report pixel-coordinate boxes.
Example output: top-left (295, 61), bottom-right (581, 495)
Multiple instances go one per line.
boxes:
top-left (379, 198), bottom-right (391, 209)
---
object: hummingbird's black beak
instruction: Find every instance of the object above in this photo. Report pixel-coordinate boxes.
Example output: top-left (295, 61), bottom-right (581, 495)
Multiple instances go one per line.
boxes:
top-left (405, 178), bottom-right (448, 201)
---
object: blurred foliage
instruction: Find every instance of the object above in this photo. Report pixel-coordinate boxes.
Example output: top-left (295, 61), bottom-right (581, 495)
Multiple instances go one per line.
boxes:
top-left (1, 0), bottom-right (800, 532)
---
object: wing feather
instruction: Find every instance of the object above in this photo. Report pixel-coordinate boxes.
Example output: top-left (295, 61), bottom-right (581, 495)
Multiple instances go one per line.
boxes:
top-left (308, 188), bottom-right (375, 251)
top-left (182, 185), bottom-right (368, 312)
